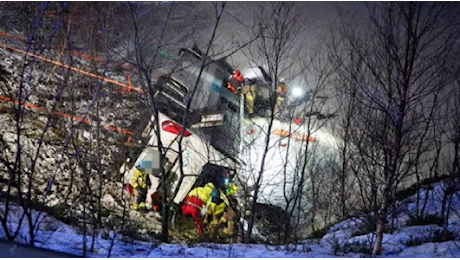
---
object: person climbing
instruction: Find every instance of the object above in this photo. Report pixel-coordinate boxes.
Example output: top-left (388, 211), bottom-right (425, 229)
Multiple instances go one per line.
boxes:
top-left (181, 182), bottom-right (216, 234)
top-left (227, 70), bottom-right (245, 94)
top-left (131, 165), bottom-right (151, 211)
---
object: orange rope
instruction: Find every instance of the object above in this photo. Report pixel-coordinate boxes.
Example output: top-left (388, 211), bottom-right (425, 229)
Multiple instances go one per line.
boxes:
top-left (0, 31), bottom-right (27, 41)
top-left (0, 44), bottom-right (143, 94)
top-left (0, 94), bottom-right (133, 136)
top-left (53, 111), bottom-right (91, 124)
top-left (0, 31), bottom-right (133, 71)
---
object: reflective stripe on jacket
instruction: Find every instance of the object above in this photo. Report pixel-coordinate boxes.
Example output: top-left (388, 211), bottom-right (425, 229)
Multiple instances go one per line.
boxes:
top-left (187, 183), bottom-right (214, 207)
top-left (132, 168), bottom-right (148, 189)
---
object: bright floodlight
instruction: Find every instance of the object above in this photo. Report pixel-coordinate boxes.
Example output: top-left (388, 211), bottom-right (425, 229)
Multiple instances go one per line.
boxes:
top-left (291, 87), bottom-right (303, 98)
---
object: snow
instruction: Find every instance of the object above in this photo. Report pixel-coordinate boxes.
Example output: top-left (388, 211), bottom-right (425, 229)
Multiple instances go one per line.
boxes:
top-left (3, 180), bottom-right (460, 258)
top-left (397, 241), bottom-right (460, 258)
top-left (321, 181), bottom-right (460, 257)
top-left (0, 204), bottom-right (335, 257)
top-left (1, 17), bottom-right (460, 258)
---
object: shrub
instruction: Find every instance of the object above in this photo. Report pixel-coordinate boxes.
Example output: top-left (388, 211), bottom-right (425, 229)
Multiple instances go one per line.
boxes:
top-left (403, 229), bottom-right (457, 246)
top-left (0, 176), bottom-right (7, 185)
top-left (333, 240), bottom-right (372, 256)
top-left (394, 186), bottom-right (419, 202)
top-left (406, 214), bottom-right (445, 226)
top-left (43, 221), bottom-right (59, 232)
top-left (351, 217), bottom-right (377, 237)
top-left (0, 104), bottom-right (15, 115)
top-left (120, 223), bottom-right (139, 240)
top-left (394, 175), bottom-right (451, 202)
top-left (308, 225), bottom-right (330, 239)
top-left (101, 208), bottom-right (111, 218)
top-left (52, 203), bottom-right (70, 219)
top-left (431, 229), bottom-right (457, 243)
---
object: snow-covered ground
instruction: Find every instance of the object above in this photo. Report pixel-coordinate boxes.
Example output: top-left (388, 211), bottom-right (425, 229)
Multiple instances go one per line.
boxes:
top-left (2, 181), bottom-right (459, 257)
top-left (1, 12), bottom-right (459, 258)
top-left (0, 204), bottom-right (343, 258)
top-left (321, 181), bottom-right (460, 257)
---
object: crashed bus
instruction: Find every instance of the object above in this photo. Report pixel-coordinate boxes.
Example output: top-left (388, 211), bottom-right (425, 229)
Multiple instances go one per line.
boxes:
top-left (120, 47), bottom-right (243, 208)
top-left (120, 112), bottom-right (235, 206)
top-left (120, 46), bottom-right (336, 222)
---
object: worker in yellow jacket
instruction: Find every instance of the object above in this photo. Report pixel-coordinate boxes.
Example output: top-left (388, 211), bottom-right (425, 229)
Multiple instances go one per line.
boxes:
top-left (275, 81), bottom-right (288, 116)
top-left (181, 182), bottom-right (215, 234)
top-left (207, 182), bottom-right (239, 238)
top-left (242, 84), bottom-right (257, 116)
top-left (131, 166), bottom-right (150, 211)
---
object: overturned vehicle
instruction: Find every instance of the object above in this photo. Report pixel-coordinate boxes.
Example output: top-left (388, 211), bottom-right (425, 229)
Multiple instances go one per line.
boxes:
top-left (120, 46), bottom-right (336, 241)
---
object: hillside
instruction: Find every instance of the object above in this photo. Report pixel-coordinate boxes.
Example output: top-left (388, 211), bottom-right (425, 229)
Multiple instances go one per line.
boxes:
top-left (1, 179), bottom-right (458, 257)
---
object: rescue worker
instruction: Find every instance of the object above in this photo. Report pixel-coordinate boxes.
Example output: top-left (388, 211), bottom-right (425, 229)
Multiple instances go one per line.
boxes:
top-left (220, 197), bottom-right (238, 241)
top-left (181, 182), bottom-right (216, 234)
top-left (225, 181), bottom-right (239, 197)
top-left (275, 80), bottom-right (288, 116)
top-left (207, 181), bottom-right (239, 239)
top-left (206, 188), bottom-right (226, 239)
top-left (151, 190), bottom-right (163, 212)
top-left (227, 70), bottom-right (245, 94)
top-left (131, 165), bottom-right (151, 211)
top-left (241, 83), bottom-right (257, 116)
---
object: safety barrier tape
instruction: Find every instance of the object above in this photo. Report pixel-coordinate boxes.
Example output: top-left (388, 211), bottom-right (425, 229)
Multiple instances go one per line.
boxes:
top-left (0, 43), bottom-right (144, 94)
top-left (0, 30), bottom-right (133, 71)
top-left (0, 31), bottom-right (27, 42)
top-left (0, 34), bottom-right (138, 142)
top-left (0, 94), bottom-right (133, 136)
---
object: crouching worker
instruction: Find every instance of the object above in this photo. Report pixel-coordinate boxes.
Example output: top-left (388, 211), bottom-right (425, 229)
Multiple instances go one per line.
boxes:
top-left (220, 197), bottom-right (238, 242)
top-left (181, 182), bottom-right (215, 234)
top-left (221, 183), bottom-right (239, 240)
top-left (206, 189), bottom-right (229, 239)
top-left (208, 182), bottom-right (239, 240)
top-left (131, 165), bottom-right (151, 211)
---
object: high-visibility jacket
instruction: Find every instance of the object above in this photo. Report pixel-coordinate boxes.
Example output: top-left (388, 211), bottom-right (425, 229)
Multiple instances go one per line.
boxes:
top-left (209, 182), bottom-right (238, 217)
top-left (209, 190), bottom-right (230, 216)
top-left (225, 183), bottom-right (239, 196)
top-left (186, 183), bottom-right (215, 209)
top-left (132, 168), bottom-right (148, 189)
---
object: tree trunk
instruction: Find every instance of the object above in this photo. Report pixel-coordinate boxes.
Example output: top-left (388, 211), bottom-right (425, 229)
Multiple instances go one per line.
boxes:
top-left (372, 187), bottom-right (390, 256)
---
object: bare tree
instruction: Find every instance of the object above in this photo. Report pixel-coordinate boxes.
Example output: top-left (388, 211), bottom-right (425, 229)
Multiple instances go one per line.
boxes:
top-left (0, 3), bottom-right (136, 253)
top-left (123, 1), bottom-right (264, 242)
top-left (276, 43), bottom-right (335, 244)
top-left (0, 2), bottom-right (76, 245)
top-left (332, 2), bottom-right (460, 255)
top-left (242, 2), bottom-right (307, 243)
top-left (439, 76), bottom-right (460, 223)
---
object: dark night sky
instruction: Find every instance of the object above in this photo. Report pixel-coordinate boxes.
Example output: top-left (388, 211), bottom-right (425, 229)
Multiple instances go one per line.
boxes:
top-left (178, 1), bottom-right (364, 69)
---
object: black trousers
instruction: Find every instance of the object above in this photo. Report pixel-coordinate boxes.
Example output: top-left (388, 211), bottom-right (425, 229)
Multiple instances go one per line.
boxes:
top-left (136, 187), bottom-right (147, 204)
